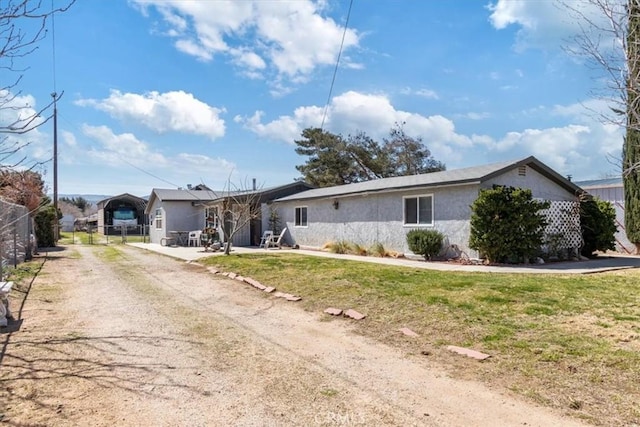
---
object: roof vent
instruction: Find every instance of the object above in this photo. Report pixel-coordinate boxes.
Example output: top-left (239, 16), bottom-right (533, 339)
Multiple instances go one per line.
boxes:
top-left (518, 165), bottom-right (526, 176)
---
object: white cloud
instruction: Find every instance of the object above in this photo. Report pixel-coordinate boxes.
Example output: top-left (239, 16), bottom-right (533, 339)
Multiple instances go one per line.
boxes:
top-left (61, 130), bottom-right (77, 147)
top-left (237, 91), bottom-right (474, 163)
top-left (238, 90), bottom-right (623, 180)
top-left (131, 0), bottom-right (360, 84)
top-left (487, 0), bottom-right (615, 51)
top-left (0, 90), bottom-right (49, 165)
top-left (80, 124), bottom-right (236, 177)
top-left (401, 87), bottom-right (439, 99)
top-left (76, 90), bottom-right (226, 140)
top-left (464, 112), bottom-right (491, 120)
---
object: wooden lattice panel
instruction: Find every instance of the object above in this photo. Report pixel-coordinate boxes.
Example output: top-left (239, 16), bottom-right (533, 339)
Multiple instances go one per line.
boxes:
top-left (540, 200), bottom-right (582, 251)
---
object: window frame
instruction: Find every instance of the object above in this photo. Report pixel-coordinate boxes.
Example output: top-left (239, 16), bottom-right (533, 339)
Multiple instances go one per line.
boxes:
top-left (154, 208), bottom-right (163, 230)
top-left (402, 194), bottom-right (434, 226)
top-left (294, 206), bottom-right (308, 227)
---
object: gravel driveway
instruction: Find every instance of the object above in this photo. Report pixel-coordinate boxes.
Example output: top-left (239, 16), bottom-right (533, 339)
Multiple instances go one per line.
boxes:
top-left (0, 244), bottom-right (586, 426)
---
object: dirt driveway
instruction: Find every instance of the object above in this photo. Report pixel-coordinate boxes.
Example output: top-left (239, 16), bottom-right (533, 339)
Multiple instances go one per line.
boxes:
top-left (0, 244), bottom-right (586, 426)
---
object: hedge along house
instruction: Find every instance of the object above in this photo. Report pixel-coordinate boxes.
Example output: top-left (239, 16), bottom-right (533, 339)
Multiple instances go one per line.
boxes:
top-left (205, 181), bottom-right (314, 247)
top-left (145, 185), bottom-right (219, 245)
top-left (96, 193), bottom-right (148, 235)
top-left (271, 156), bottom-right (584, 259)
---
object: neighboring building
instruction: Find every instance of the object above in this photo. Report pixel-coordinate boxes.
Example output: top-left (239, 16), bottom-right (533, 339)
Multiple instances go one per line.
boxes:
top-left (575, 177), bottom-right (635, 253)
top-left (145, 182), bottom-right (313, 246)
top-left (96, 193), bottom-right (148, 235)
top-left (271, 156), bottom-right (583, 258)
top-left (208, 181), bottom-right (314, 246)
top-left (60, 214), bottom-right (75, 232)
top-left (145, 185), bottom-right (219, 245)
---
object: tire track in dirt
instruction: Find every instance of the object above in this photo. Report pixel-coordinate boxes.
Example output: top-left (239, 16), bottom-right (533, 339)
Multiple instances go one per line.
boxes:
top-left (1, 244), bottom-right (587, 426)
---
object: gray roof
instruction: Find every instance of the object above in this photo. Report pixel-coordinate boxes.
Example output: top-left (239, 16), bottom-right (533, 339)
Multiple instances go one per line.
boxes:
top-left (275, 156), bottom-right (583, 202)
top-left (575, 177), bottom-right (622, 188)
top-left (150, 188), bottom-right (221, 202)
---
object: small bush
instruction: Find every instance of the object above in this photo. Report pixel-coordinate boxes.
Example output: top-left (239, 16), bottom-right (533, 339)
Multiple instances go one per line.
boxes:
top-left (469, 185), bottom-right (549, 263)
top-left (406, 229), bottom-right (444, 260)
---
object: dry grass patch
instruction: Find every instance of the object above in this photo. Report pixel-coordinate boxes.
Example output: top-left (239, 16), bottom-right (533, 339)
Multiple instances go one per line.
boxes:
top-left (202, 253), bottom-right (640, 426)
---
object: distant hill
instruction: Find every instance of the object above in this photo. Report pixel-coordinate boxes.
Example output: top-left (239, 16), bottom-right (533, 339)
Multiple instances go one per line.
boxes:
top-left (56, 194), bottom-right (113, 205)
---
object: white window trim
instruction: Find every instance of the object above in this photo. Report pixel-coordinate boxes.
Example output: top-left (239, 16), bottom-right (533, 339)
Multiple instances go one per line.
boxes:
top-left (154, 208), bottom-right (163, 230)
top-left (294, 206), bottom-right (308, 228)
top-left (402, 194), bottom-right (434, 227)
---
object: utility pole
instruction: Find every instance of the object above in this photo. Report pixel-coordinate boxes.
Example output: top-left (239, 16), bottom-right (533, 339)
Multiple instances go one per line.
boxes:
top-left (52, 92), bottom-right (59, 243)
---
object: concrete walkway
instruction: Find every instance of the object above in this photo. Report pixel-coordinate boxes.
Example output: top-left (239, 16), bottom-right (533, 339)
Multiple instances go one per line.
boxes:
top-left (127, 242), bottom-right (640, 274)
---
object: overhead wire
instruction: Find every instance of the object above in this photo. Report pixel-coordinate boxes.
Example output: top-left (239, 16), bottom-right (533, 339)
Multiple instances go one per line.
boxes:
top-left (320, 0), bottom-right (354, 131)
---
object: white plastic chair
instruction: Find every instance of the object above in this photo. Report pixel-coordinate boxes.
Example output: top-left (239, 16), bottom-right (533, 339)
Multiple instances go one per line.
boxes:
top-left (265, 228), bottom-right (287, 249)
top-left (188, 230), bottom-right (202, 247)
top-left (259, 230), bottom-right (273, 248)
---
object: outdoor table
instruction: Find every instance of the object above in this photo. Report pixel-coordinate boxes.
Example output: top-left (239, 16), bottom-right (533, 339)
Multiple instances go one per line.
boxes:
top-left (169, 231), bottom-right (189, 246)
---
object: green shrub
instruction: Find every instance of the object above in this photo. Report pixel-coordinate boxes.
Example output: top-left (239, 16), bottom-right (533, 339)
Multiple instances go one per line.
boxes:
top-left (469, 185), bottom-right (549, 264)
top-left (580, 196), bottom-right (617, 257)
top-left (406, 229), bottom-right (444, 260)
top-left (34, 203), bottom-right (58, 248)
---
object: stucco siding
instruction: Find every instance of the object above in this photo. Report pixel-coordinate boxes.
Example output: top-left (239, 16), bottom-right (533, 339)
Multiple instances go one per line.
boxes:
top-left (485, 167), bottom-right (577, 201)
top-left (274, 184), bottom-right (480, 256)
top-left (148, 200), bottom-right (205, 244)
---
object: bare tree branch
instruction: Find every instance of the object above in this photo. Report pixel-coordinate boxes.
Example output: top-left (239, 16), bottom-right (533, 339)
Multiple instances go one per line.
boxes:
top-left (0, 0), bottom-right (75, 169)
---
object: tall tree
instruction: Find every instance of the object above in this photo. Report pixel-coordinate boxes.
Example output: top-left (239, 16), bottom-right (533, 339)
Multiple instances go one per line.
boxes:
top-left (295, 128), bottom-right (356, 187)
top-left (625, 0), bottom-right (640, 248)
top-left (345, 131), bottom-right (392, 180)
top-left (561, 0), bottom-right (640, 249)
top-left (383, 123), bottom-right (445, 176)
top-left (295, 125), bottom-right (445, 187)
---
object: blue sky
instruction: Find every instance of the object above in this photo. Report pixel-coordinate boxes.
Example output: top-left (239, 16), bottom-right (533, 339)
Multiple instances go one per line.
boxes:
top-left (3, 0), bottom-right (624, 196)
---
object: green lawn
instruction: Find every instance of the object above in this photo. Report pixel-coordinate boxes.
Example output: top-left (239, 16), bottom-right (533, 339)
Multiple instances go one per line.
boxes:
top-left (202, 253), bottom-right (640, 425)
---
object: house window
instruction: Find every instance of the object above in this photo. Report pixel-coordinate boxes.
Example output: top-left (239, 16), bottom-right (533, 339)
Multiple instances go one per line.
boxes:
top-left (295, 206), bottom-right (308, 227)
top-left (403, 195), bottom-right (433, 226)
top-left (518, 165), bottom-right (527, 176)
top-left (154, 208), bottom-right (163, 229)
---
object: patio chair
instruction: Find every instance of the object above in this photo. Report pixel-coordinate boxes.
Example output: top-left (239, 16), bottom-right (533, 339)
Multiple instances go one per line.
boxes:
top-left (188, 230), bottom-right (202, 247)
top-left (259, 230), bottom-right (273, 248)
top-left (265, 228), bottom-right (287, 249)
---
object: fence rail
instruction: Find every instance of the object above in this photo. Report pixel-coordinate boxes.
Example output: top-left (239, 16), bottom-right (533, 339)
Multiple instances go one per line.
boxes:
top-left (0, 199), bottom-right (33, 280)
top-left (66, 225), bottom-right (150, 245)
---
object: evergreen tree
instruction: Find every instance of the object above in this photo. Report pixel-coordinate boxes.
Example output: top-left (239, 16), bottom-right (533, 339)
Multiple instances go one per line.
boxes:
top-left (624, 0), bottom-right (640, 249)
top-left (294, 125), bottom-right (445, 187)
top-left (294, 128), bottom-right (356, 187)
top-left (383, 123), bottom-right (445, 176)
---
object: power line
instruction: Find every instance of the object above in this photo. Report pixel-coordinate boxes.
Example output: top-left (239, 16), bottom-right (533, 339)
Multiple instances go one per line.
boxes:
top-left (320, 0), bottom-right (354, 131)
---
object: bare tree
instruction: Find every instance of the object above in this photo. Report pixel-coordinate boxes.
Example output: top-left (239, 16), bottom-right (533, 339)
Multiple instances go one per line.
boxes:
top-left (562, 1), bottom-right (629, 121)
top-left (207, 178), bottom-right (263, 255)
top-left (0, 0), bottom-right (75, 168)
